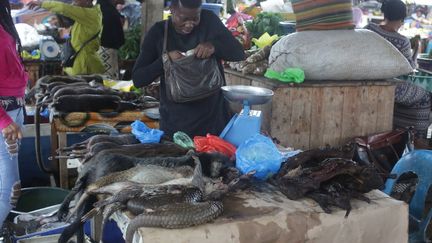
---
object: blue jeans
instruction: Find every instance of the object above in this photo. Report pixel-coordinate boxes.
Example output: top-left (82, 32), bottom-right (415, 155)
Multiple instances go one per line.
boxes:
top-left (0, 108), bottom-right (23, 226)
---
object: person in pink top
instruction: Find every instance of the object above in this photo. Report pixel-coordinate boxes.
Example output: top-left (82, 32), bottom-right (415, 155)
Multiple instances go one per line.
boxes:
top-left (0, 0), bottom-right (28, 232)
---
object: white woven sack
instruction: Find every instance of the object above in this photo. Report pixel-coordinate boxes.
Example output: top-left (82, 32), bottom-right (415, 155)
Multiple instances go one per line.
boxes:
top-left (269, 29), bottom-right (413, 80)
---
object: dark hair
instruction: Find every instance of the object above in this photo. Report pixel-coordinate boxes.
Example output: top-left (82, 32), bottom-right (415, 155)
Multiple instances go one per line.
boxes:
top-left (171, 0), bottom-right (202, 9)
top-left (381, 0), bottom-right (407, 21)
top-left (0, 0), bottom-right (22, 53)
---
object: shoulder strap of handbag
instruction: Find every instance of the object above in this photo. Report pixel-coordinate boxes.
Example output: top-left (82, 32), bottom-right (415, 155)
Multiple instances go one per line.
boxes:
top-left (74, 30), bottom-right (101, 56)
top-left (162, 20), bottom-right (171, 63)
top-left (163, 20), bottom-right (168, 54)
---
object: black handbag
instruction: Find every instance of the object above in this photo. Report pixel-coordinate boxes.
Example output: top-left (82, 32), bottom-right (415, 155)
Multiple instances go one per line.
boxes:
top-left (162, 20), bottom-right (224, 103)
top-left (61, 31), bottom-right (100, 67)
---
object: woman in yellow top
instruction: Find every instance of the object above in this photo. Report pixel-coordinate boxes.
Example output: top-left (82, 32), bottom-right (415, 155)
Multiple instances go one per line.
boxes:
top-left (28, 0), bottom-right (104, 75)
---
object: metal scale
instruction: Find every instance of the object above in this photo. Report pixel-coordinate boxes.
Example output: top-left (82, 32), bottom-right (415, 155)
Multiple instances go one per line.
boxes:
top-left (220, 85), bottom-right (274, 147)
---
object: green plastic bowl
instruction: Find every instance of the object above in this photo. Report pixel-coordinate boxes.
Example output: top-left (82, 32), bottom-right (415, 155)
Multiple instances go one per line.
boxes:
top-left (10, 187), bottom-right (70, 215)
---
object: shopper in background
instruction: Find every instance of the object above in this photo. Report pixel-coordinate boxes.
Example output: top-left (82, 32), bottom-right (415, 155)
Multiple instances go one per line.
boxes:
top-left (0, 0), bottom-right (27, 231)
top-left (411, 5), bottom-right (431, 28)
top-left (365, 0), bottom-right (417, 68)
top-left (98, 0), bottom-right (125, 79)
top-left (119, 0), bottom-right (141, 29)
top-left (366, 0), bottom-right (430, 138)
top-left (352, 6), bottom-right (364, 28)
top-left (27, 0), bottom-right (104, 75)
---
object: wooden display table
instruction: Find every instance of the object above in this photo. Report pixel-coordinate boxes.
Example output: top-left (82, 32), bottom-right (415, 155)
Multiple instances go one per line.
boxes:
top-left (49, 110), bottom-right (159, 188)
top-left (111, 184), bottom-right (408, 243)
top-left (225, 69), bottom-right (397, 150)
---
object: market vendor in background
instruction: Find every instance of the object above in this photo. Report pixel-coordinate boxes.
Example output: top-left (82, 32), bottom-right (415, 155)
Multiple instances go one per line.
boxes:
top-left (0, 0), bottom-right (27, 230)
top-left (27, 0), bottom-right (104, 76)
top-left (132, 0), bottom-right (245, 138)
top-left (365, 0), bottom-right (417, 68)
top-left (410, 5), bottom-right (431, 28)
top-left (366, 0), bottom-right (431, 138)
top-left (97, 0), bottom-right (125, 79)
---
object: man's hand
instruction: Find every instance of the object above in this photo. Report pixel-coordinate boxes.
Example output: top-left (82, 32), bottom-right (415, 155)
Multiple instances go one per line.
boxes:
top-left (168, 50), bottom-right (185, 61)
top-left (27, 0), bottom-right (43, 10)
top-left (195, 42), bottom-right (215, 59)
top-left (2, 122), bottom-right (23, 141)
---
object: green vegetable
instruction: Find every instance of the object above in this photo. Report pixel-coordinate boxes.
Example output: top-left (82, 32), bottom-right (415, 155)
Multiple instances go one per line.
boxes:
top-left (226, 0), bottom-right (235, 14)
top-left (119, 24), bottom-right (142, 60)
top-left (245, 12), bottom-right (283, 39)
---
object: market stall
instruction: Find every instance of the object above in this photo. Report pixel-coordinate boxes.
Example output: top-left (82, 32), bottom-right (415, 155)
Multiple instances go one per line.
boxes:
top-left (29, 74), bottom-right (160, 188)
top-left (225, 69), bottom-right (396, 150)
top-left (4, 0), bottom-right (426, 243)
top-left (50, 110), bottom-right (159, 188)
top-left (111, 185), bottom-right (407, 243)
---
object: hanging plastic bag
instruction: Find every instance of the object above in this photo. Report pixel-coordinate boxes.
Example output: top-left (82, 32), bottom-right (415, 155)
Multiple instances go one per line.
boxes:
top-left (226, 12), bottom-right (252, 50)
top-left (194, 134), bottom-right (236, 158)
top-left (131, 120), bottom-right (164, 143)
top-left (236, 134), bottom-right (283, 180)
top-left (40, 108), bottom-right (50, 118)
top-left (173, 131), bottom-right (195, 149)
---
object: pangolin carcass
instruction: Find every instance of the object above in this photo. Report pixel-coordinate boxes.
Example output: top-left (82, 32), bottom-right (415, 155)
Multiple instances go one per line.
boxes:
top-left (57, 146), bottom-right (228, 221)
top-left (126, 187), bottom-right (203, 215)
top-left (86, 163), bottom-right (248, 242)
top-left (58, 149), bottom-right (194, 219)
top-left (81, 184), bottom-right (203, 241)
top-left (57, 147), bottom-right (192, 243)
top-left (59, 160), bottom-right (198, 243)
top-left (72, 154), bottom-right (208, 213)
top-left (58, 151), bottom-right (228, 242)
top-left (125, 201), bottom-right (224, 243)
top-left (73, 156), bottom-right (237, 243)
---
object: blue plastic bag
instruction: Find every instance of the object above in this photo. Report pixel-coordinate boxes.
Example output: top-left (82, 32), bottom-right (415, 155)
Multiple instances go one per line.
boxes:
top-left (236, 134), bottom-right (283, 180)
top-left (40, 108), bottom-right (50, 118)
top-left (131, 120), bottom-right (164, 143)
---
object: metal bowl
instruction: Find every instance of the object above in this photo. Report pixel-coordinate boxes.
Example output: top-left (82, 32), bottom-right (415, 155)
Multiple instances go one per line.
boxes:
top-left (221, 85), bottom-right (274, 105)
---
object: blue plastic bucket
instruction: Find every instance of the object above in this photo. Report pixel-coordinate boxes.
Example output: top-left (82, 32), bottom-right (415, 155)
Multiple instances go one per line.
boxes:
top-left (202, 3), bottom-right (223, 16)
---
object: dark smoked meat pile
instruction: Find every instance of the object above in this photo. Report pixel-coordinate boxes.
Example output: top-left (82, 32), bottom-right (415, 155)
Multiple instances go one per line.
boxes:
top-left (30, 74), bottom-right (159, 113)
top-left (271, 145), bottom-right (384, 216)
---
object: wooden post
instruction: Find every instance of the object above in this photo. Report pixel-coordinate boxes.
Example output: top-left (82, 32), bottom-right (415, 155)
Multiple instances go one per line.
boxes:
top-left (141, 0), bottom-right (164, 41)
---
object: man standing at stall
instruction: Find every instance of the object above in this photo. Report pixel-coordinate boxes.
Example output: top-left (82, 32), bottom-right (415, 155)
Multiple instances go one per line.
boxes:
top-left (132, 0), bottom-right (245, 138)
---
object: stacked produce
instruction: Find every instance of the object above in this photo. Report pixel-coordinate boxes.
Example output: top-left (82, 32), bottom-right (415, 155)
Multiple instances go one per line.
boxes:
top-left (227, 45), bottom-right (271, 75)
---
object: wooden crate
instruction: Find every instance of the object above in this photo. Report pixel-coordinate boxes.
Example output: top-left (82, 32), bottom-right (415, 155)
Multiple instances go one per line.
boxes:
top-left (225, 69), bottom-right (396, 150)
